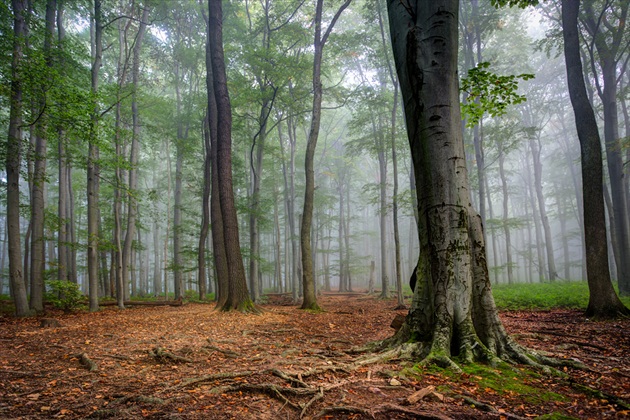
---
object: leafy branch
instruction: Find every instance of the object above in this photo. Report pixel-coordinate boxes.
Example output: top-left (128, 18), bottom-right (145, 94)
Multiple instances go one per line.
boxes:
top-left (460, 61), bottom-right (534, 128)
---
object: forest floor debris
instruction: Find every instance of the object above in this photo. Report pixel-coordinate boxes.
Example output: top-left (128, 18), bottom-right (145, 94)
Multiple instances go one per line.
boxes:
top-left (0, 293), bottom-right (628, 419)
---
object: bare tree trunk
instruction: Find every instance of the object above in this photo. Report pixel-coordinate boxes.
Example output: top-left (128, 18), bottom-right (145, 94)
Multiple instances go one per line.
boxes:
top-left (208, 0), bottom-right (252, 312)
top-left (497, 143), bottom-right (513, 284)
top-left (198, 116), bottom-right (211, 301)
top-left (300, 0), bottom-right (351, 310)
top-left (561, 0), bottom-right (628, 316)
top-left (6, 0), bottom-right (31, 317)
top-left (529, 136), bottom-right (557, 281)
top-left (87, 0), bottom-right (102, 312)
top-left (29, 0), bottom-right (56, 312)
top-left (582, 2), bottom-right (630, 296)
top-left (122, 5), bottom-right (149, 301)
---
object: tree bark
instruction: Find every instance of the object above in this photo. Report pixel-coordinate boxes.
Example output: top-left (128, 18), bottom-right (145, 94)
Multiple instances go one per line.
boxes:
top-left (87, 0), bottom-right (102, 312)
top-left (122, 5), bottom-right (149, 300)
top-left (29, 0), bottom-right (56, 313)
top-left (529, 136), bottom-right (557, 281)
top-left (582, 1), bottom-right (630, 296)
top-left (497, 142), bottom-right (513, 284)
top-left (208, 0), bottom-right (253, 312)
top-left (385, 0), bottom-right (533, 366)
top-left (561, 0), bottom-right (629, 317)
top-left (6, 0), bottom-right (31, 317)
top-left (301, 0), bottom-right (351, 310)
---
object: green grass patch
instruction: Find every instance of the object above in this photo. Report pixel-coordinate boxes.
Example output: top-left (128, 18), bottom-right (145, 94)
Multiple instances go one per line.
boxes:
top-left (492, 281), bottom-right (630, 311)
top-left (419, 361), bottom-right (567, 405)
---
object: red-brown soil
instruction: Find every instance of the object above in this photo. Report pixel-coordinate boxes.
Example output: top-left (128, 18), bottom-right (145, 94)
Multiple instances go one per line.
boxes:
top-left (0, 293), bottom-right (628, 419)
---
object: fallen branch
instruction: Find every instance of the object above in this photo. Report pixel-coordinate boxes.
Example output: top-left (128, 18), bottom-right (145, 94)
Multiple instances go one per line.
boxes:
top-left (77, 353), bottom-right (98, 372)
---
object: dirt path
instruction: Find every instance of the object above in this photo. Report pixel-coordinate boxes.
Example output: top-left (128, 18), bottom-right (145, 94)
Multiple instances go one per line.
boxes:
top-left (0, 294), bottom-right (628, 419)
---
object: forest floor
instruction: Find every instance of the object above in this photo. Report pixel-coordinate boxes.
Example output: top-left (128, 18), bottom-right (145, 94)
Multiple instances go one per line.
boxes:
top-left (0, 293), bottom-right (629, 419)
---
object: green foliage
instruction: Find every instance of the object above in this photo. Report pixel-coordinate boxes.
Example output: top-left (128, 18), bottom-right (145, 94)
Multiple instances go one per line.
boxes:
top-left (45, 280), bottom-right (85, 312)
top-left (460, 62), bottom-right (534, 127)
top-left (492, 281), bottom-right (630, 311)
top-left (490, 0), bottom-right (539, 8)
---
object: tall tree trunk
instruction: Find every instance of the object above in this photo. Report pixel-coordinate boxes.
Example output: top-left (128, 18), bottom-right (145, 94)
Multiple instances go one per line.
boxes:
top-left (122, 5), bottom-right (149, 300)
top-left (87, 0), bottom-right (102, 312)
top-left (384, 0), bottom-right (536, 366)
top-left (529, 136), bottom-right (557, 281)
top-left (582, 1), bottom-right (630, 296)
top-left (497, 143), bottom-right (513, 284)
top-left (29, 0), bottom-right (56, 312)
top-left (198, 116), bottom-right (211, 301)
top-left (208, 0), bottom-right (252, 312)
top-left (561, 0), bottom-right (628, 316)
top-left (6, 0), bottom-right (31, 317)
top-left (300, 0), bottom-right (351, 310)
top-left (57, 0), bottom-right (69, 284)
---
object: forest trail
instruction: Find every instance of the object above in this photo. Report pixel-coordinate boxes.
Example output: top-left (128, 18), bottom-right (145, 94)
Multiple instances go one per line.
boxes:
top-left (0, 294), bottom-right (628, 419)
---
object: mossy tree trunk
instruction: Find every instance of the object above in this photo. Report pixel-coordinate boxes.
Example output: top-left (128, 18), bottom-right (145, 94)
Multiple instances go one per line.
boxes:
top-left (385, 0), bottom-right (536, 367)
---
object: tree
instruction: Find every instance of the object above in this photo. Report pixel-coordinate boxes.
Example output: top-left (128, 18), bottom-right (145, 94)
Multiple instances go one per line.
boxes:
top-left (561, 0), bottom-right (629, 317)
top-left (207, 0), bottom-right (253, 312)
top-left (6, 0), bottom-right (32, 317)
top-left (383, 0), bottom-right (542, 367)
top-left (300, 0), bottom-right (351, 310)
top-left (29, 0), bottom-right (57, 313)
top-left (581, 1), bottom-right (630, 296)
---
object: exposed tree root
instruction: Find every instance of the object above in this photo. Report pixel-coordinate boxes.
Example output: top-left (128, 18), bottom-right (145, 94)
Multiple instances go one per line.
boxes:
top-left (568, 380), bottom-right (630, 410)
top-left (458, 395), bottom-right (527, 420)
top-left (113, 395), bottom-right (166, 405)
top-left (174, 371), bottom-right (254, 390)
top-left (313, 405), bottom-right (372, 418)
top-left (299, 387), bottom-right (323, 418)
top-left (148, 347), bottom-right (193, 364)
top-left (208, 383), bottom-right (316, 410)
top-left (203, 338), bottom-right (240, 358)
top-left (76, 353), bottom-right (98, 372)
top-left (313, 404), bottom-right (453, 419)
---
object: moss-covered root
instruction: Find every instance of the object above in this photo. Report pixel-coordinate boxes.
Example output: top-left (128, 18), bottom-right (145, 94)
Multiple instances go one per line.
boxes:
top-left (353, 342), bottom-right (424, 367)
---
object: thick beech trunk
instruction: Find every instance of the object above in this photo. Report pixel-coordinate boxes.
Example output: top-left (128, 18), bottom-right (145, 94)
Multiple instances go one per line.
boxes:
top-left (561, 0), bottom-right (629, 317)
top-left (385, 0), bottom-right (532, 366)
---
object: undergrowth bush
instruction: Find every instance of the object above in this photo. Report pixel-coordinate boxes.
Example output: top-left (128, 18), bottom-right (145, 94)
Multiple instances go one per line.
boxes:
top-left (45, 280), bottom-right (85, 312)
